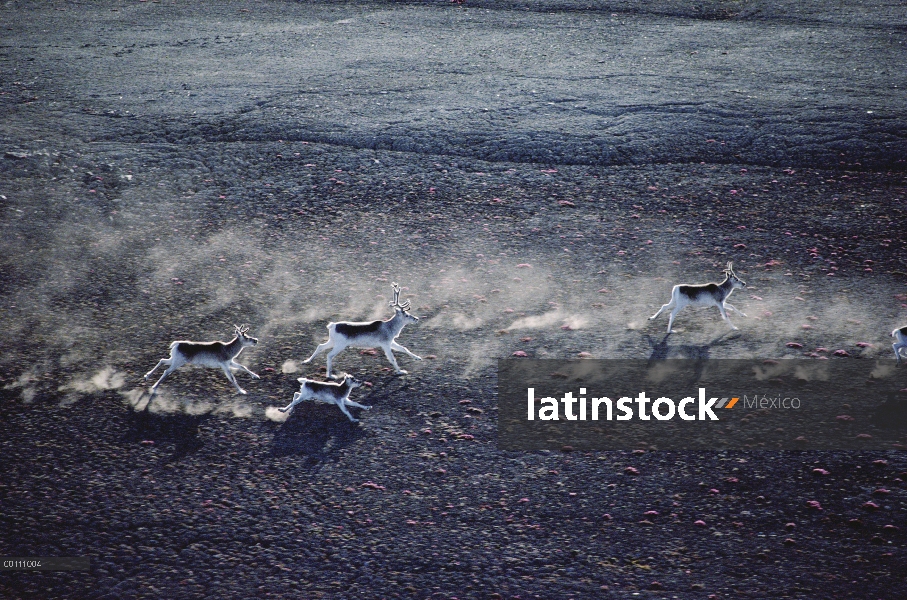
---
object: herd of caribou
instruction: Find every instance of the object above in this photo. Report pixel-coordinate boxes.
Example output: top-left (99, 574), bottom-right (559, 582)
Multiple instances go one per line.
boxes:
top-left (144, 265), bottom-right (907, 422)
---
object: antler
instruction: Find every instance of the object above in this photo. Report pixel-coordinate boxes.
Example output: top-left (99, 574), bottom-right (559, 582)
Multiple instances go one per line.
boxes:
top-left (234, 324), bottom-right (250, 335)
top-left (725, 261), bottom-right (734, 273)
top-left (390, 283), bottom-right (411, 311)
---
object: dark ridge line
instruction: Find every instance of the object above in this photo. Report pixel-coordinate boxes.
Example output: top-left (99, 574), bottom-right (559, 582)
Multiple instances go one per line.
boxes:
top-left (88, 130), bottom-right (907, 173)
top-left (329, 0), bottom-right (907, 31)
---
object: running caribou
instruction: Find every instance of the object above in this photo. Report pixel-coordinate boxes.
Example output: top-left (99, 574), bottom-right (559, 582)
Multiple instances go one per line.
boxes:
top-left (649, 262), bottom-right (747, 333)
top-left (144, 325), bottom-right (260, 394)
top-left (303, 283), bottom-right (422, 379)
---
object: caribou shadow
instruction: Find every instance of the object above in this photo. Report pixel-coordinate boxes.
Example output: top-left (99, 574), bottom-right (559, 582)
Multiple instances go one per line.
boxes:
top-left (871, 395), bottom-right (907, 430)
top-left (270, 402), bottom-right (369, 463)
top-left (644, 332), bottom-right (735, 386)
top-left (645, 332), bottom-right (729, 361)
top-left (126, 398), bottom-right (212, 462)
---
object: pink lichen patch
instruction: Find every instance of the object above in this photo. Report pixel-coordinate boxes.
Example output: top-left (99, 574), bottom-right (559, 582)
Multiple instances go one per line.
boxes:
top-left (833, 349), bottom-right (850, 357)
top-left (812, 468), bottom-right (830, 476)
top-left (624, 466), bottom-right (640, 475)
top-left (511, 351), bottom-right (528, 357)
top-left (836, 415), bottom-right (854, 421)
top-left (856, 342), bottom-right (872, 348)
top-left (862, 501), bottom-right (880, 511)
top-left (872, 489), bottom-right (891, 496)
top-left (693, 520), bottom-right (707, 527)
top-left (786, 342), bottom-right (803, 349)
top-left (806, 500), bottom-right (823, 511)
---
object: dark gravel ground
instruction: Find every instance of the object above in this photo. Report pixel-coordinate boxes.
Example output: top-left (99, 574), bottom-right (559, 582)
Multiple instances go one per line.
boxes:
top-left (1, 1), bottom-right (906, 598)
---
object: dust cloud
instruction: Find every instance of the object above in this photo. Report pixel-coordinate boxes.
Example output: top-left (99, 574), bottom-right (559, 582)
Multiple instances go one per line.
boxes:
top-left (3, 154), bottom-right (904, 418)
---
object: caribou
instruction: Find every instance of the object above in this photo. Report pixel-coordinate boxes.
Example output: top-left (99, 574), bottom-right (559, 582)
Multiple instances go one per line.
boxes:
top-left (649, 262), bottom-right (747, 333)
top-left (303, 283), bottom-right (421, 379)
top-left (892, 325), bottom-right (907, 364)
top-left (279, 375), bottom-right (369, 422)
top-left (144, 324), bottom-right (260, 394)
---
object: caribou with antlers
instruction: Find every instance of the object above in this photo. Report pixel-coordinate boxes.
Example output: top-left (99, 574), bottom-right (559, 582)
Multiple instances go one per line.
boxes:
top-left (649, 262), bottom-right (748, 333)
top-left (144, 324), bottom-right (260, 394)
top-left (303, 283), bottom-right (422, 379)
